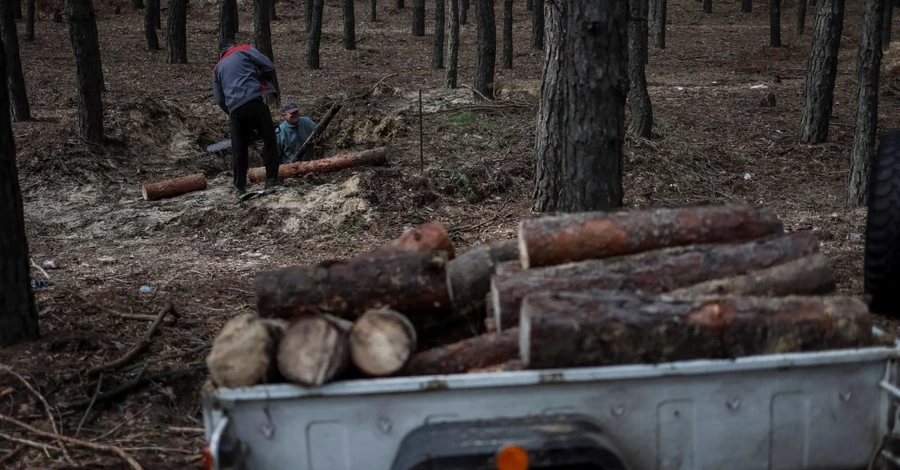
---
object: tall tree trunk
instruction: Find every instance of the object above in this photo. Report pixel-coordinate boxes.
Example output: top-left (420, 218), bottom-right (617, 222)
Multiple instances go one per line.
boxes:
top-left (460, 0), bottom-right (469, 24)
top-left (798, 0), bottom-right (808, 34)
top-left (12, 0), bottom-right (20, 20)
top-left (132, 0), bottom-right (144, 8)
top-left (0, 0), bottom-right (30, 122)
top-left (434, 0), bottom-right (445, 68)
top-left (270, 0), bottom-right (277, 20)
top-left (446, 0), bottom-right (460, 87)
top-left (474, 0), bottom-right (496, 100)
top-left (628, 0), bottom-right (652, 138)
top-left (502, 0), bottom-right (512, 68)
top-left (798, 0), bottom-right (845, 144)
top-left (370, 0), bottom-right (377, 21)
top-left (849, 0), bottom-right (885, 205)
top-left (742, 0), bottom-right (752, 13)
top-left (413, 0), bottom-right (425, 36)
top-left (255, 0), bottom-right (279, 107)
top-left (344, 0), bottom-right (356, 49)
top-left (527, 0), bottom-right (533, 10)
top-left (533, 0), bottom-right (566, 213)
top-left (145, 0), bottom-right (160, 50)
top-left (531, 0), bottom-right (544, 49)
top-left (882, 0), bottom-right (893, 50)
top-left (397, 0), bottom-right (405, 7)
top-left (309, 0), bottom-right (324, 69)
top-left (654, 0), bottom-right (666, 49)
top-left (67, 0), bottom-right (104, 144)
top-left (219, 0), bottom-right (238, 50)
top-left (25, 0), bottom-right (34, 41)
top-left (151, 0), bottom-right (161, 28)
top-left (770, 0), bottom-right (782, 46)
top-left (307, 0), bottom-right (314, 31)
top-left (166, 0), bottom-right (187, 63)
top-left (0, 39), bottom-right (38, 347)
top-left (704, 0), bottom-right (712, 13)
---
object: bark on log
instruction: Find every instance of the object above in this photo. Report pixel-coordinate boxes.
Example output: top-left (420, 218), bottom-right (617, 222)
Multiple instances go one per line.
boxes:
top-left (402, 327), bottom-right (519, 375)
top-left (349, 307), bottom-right (417, 376)
top-left (361, 220), bottom-right (456, 259)
top-left (494, 260), bottom-right (523, 276)
top-left (518, 203), bottom-right (784, 269)
top-left (468, 358), bottom-right (524, 373)
top-left (206, 314), bottom-right (288, 387)
top-left (255, 251), bottom-right (452, 328)
top-left (446, 239), bottom-right (518, 317)
top-left (667, 254), bottom-right (836, 297)
top-left (247, 147), bottom-right (387, 183)
top-left (519, 291), bottom-right (874, 369)
top-left (141, 173), bottom-right (208, 201)
top-left (493, 232), bottom-right (819, 330)
top-left (277, 314), bottom-right (351, 386)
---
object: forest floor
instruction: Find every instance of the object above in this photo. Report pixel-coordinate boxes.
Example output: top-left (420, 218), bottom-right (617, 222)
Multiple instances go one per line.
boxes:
top-left (0, 0), bottom-right (898, 467)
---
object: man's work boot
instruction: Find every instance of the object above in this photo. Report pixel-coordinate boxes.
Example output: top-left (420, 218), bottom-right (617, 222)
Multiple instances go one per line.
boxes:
top-left (263, 178), bottom-right (282, 194)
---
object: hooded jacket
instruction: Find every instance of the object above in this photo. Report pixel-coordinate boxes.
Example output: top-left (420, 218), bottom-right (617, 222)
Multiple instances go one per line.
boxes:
top-left (211, 43), bottom-right (278, 115)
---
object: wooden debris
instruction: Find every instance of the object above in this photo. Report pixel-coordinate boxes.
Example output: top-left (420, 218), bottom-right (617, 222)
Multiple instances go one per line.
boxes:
top-left (402, 328), bottom-right (520, 376)
top-left (446, 239), bottom-right (519, 318)
top-left (87, 303), bottom-right (177, 376)
top-left (349, 307), bottom-right (417, 376)
top-left (247, 146), bottom-right (388, 183)
top-left (206, 314), bottom-right (287, 388)
top-left (668, 254), bottom-right (836, 297)
top-left (362, 220), bottom-right (456, 260)
top-left (141, 173), bottom-right (207, 201)
top-left (276, 314), bottom-right (351, 387)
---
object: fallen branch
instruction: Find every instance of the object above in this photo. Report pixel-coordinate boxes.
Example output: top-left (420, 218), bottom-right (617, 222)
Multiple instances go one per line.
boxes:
top-left (247, 146), bottom-right (388, 183)
top-left (291, 102), bottom-right (343, 162)
top-left (87, 303), bottom-right (177, 377)
top-left (167, 427), bottom-right (204, 434)
top-left (0, 414), bottom-right (142, 470)
top-left (0, 444), bottom-right (26, 466)
top-left (0, 434), bottom-right (59, 455)
top-left (61, 363), bottom-right (205, 410)
top-left (120, 341), bottom-right (211, 374)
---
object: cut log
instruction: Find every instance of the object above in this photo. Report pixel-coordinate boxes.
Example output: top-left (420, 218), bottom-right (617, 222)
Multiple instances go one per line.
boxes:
top-left (141, 173), bottom-right (207, 201)
top-left (402, 327), bottom-right (520, 376)
top-left (206, 314), bottom-right (288, 388)
top-left (492, 232), bottom-right (819, 330)
top-left (361, 220), bottom-right (456, 259)
top-left (519, 291), bottom-right (874, 369)
top-left (276, 314), bottom-right (351, 386)
top-left (446, 239), bottom-right (519, 317)
top-left (518, 203), bottom-right (784, 269)
top-left (668, 254), bottom-right (836, 297)
top-left (247, 146), bottom-right (388, 183)
top-left (349, 307), bottom-right (417, 376)
top-left (255, 251), bottom-right (452, 329)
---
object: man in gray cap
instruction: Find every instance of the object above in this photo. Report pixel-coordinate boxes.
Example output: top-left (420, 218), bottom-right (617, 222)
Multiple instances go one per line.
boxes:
top-left (277, 100), bottom-right (318, 164)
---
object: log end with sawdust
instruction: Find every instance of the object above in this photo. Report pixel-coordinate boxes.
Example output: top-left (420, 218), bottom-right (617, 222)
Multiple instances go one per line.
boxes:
top-left (349, 307), bottom-right (417, 376)
top-left (277, 314), bottom-right (352, 387)
top-left (141, 173), bottom-right (208, 201)
top-left (206, 314), bottom-right (288, 388)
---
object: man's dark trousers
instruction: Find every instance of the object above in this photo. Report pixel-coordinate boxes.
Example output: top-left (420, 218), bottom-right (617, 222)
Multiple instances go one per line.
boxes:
top-left (229, 98), bottom-right (279, 190)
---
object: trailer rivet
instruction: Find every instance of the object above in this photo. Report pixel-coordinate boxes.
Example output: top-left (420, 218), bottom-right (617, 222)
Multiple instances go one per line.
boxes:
top-left (611, 405), bottom-right (625, 417)
top-left (377, 416), bottom-right (392, 434)
top-left (726, 398), bottom-right (740, 410)
top-left (840, 390), bottom-right (852, 402)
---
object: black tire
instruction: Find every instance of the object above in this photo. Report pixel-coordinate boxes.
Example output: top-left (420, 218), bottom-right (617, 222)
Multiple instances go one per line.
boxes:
top-left (864, 129), bottom-right (900, 315)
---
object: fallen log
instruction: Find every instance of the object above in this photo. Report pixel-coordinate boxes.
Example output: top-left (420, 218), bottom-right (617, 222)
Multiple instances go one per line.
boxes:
top-left (519, 291), bottom-right (874, 369)
top-left (360, 220), bottom-right (456, 260)
top-left (277, 314), bottom-right (352, 386)
top-left (668, 254), bottom-right (836, 297)
top-left (255, 251), bottom-right (452, 328)
top-left (141, 173), bottom-right (207, 201)
top-left (206, 314), bottom-right (288, 388)
top-left (447, 239), bottom-right (519, 318)
top-left (492, 232), bottom-right (819, 330)
top-left (247, 146), bottom-right (388, 183)
top-left (349, 307), bottom-right (417, 376)
top-left (402, 327), bottom-right (520, 376)
top-left (518, 203), bottom-right (784, 269)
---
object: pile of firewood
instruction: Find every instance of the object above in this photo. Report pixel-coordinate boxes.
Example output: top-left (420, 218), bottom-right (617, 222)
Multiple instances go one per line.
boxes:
top-left (206, 203), bottom-right (883, 389)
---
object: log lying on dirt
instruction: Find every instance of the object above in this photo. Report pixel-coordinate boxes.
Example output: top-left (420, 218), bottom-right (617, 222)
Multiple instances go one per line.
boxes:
top-left (518, 203), bottom-right (784, 269)
top-left (668, 254), bottom-right (836, 297)
top-left (141, 173), bottom-right (208, 201)
top-left (402, 327), bottom-right (520, 376)
top-left (361, 220), bottom-right (456, 260)
top-left (255, 251), bottom-right (452, 326)
top-left (277, 314), bottom-right (352, 386)
top-left (349, 307), bottom-right (417, 376)
top-left (447, 239), bottom-right (519, 317)
top-left (247, 146), bottom-right (388, 183)
top-left (206, 314), bottom-right (287, 388)
top-left (492, 232), bottom-right (819, 330)
top-left (519, 291), bottom-right (874, 369)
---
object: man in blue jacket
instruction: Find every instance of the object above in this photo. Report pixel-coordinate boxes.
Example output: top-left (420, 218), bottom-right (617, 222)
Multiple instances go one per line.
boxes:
top-left (212, 40), bottom-right (281, 199)
top-left (277, 100), bottom-right (317, 163)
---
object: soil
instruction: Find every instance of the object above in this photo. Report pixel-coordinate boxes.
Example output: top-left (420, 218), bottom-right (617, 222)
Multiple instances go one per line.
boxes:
top-left (1, 0), bottom-right (898, 467)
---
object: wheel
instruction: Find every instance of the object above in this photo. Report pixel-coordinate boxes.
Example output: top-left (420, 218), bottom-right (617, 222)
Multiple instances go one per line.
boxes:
top-left (864, 130), bottom-right (900, 315)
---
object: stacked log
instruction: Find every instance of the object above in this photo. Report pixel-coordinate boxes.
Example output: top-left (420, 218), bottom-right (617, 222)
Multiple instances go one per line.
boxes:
top-left (207, 203), bottom-right (881, 390)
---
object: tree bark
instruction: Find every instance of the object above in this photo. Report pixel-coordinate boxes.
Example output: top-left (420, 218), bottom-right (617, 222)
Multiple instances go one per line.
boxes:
top-left (797, 0), bottom-right (808, 33)
top-left (413, 0), bottom-right (425, 36)
top-left (0, 35), bottom-right (38, 346)
top-left (166, 0), bottom-right (187, 64)
top-left (849, 0), bottom-right (885, 205)
top-left (277, 314), bottom-right (351, 386)
top-left (308, 0), bottom-right (324, 69)
top-left (397, 0), bottom-right (405, 7)
top-left (770, 0), bottom-right (782, 46)
top-left (520, 291), bottom-right (874, 369)
top-left (219, 0), bottom-right (238, 50)
top-left (519, 203), bottom-right (783, 269)
top-left (255, 0), bottom-right (274, 61)
top-left (254, 251), bottom-right (453, 326)
top-left (653, 0), bottom-right (666, 49)
top-left (882, 0), bottom-right (893, 49)
top-left (307, 0), bottom-right (314, 31)
top-left (531, 0), bottom-right (544, 50)
top-left (527, 0), bottom-right (533, 10)
top-left (270, 0), bottom-right (277, 20)
top-left (473, 0), bottom-right (496, 100)
top-left (667, 253), bottom-right (836, 297)
top-left (742, 0), bottom-right (752, 13)
top-left (12, 0), bottom-right (20, 19)
top-left (145, 0), bottom-right (160, 50)
top-left (704, 0), bottom-right (712, 13)
top-left (150, 0), bottom-right (161, 29)
top-left (370, 0), bottom-right (377, 21)
top-left (360, 220), bottom-right (456, 260)
top-left (206, 314), bottom-right (287, 387)
top-left (798, 0), bottom-right (845, 144)
top-left (132, 0), bottom-right (145, 8)
top-left (343, 0), bottom-right (356, 49)
top-left (24, 0), bottom-right (34, 41)
top-left (446, 239), bottom-right (519, 318)
top-left (402, 328), bottom-right (519, 375)
top-left (446, 0), bottom-right (460, 87)
top-left (0, 0), bottom-right (29, 122)
top-left (460, 0), bottom-right (468, 24)
top-left (349, 307), bottom-right (417, 376)
top-left (247, 146), bottom-right (387, 183)
top-left (493, 232), bottom-right (819, 330)
top-left (141, 173), bottom-right (208, 201)
top-left (67, 0), bottom-right (104, 144)
top-left (532, 0), bottom-right (566, 212)
top-left (434, 0), bottom-right (445, 68)
top-left (627, 0), bottom-right (652, 138)
top-left (502, 0), bottom-right (512, 68)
